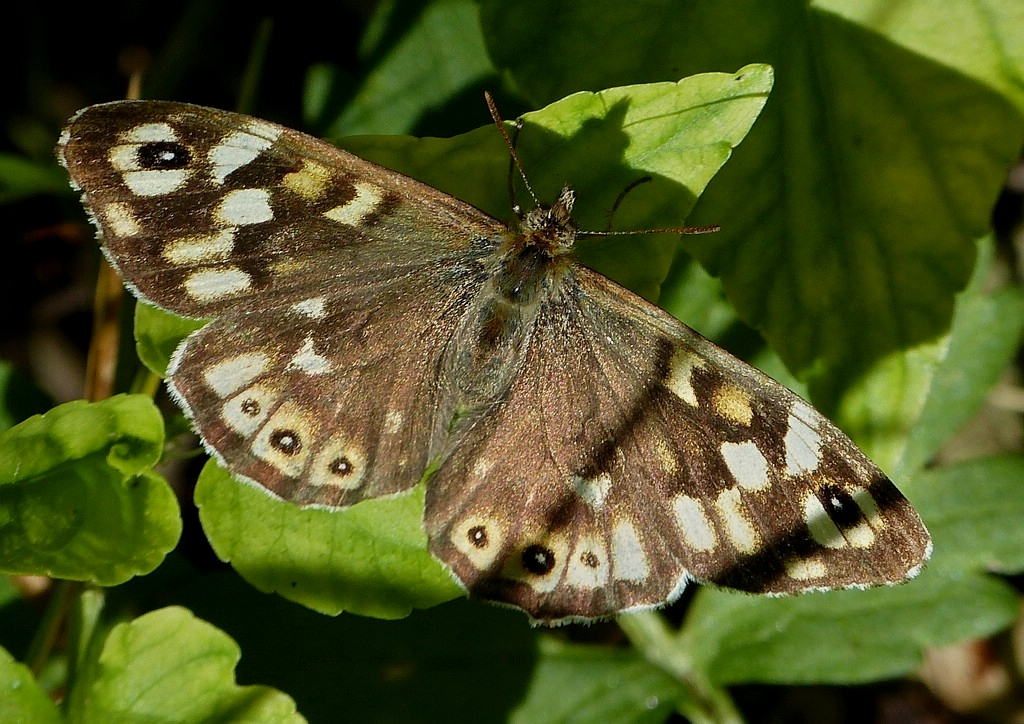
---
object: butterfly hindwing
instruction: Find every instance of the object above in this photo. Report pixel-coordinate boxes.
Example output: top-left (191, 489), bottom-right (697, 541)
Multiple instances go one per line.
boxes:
top-left (426, 269), bottom-right (930, 622)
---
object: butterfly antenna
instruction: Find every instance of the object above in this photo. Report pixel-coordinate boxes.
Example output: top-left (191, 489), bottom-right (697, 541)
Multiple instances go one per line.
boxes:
top-left (485, 91), bottom-right (540, 217)
top-left (586, 176), bottom-right (720, 237)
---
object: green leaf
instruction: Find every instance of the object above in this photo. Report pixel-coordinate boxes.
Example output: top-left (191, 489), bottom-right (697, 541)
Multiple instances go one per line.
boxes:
top-left (0, 645), bottom-right (61, 723)
top-left (684, 569), bottom-right (1017, 685)
top-left (134, 302), bottom-right (206, 377)
top-left (73, 606), bottom-right (303, 723)
top-left (483, 0), bottom-right (1024, 426)
top-left (909, 455), bottom-right (1024, 575)
top-left (307, 0), bottom-right (497, 136)
top-left (195, 461), bottom-right (459, 619)
top-left (897, 237), bottom-right (1024, 477)
top-left (343, 66), bottom-right (774, 300)
top-left (173, 575), bottom-right (534, 723)
top-left (0, 153), bottom-right (69, 203)
top-left (0, 395), bottom-right (180, 585)
top-left (510, 637), bottom-right (682, 724)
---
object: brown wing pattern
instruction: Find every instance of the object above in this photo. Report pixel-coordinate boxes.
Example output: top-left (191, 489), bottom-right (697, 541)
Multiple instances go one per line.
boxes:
top-left (425, 269), bottom-right (930, 623)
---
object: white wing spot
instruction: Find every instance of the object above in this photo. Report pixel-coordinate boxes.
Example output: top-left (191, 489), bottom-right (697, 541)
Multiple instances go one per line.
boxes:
top-left (209, 129), bottom-right (276, 183)
top-left (216, 188), bottom-right (274, 225)
top-left (289, 337), bottom-right (332, 375)
top-left (324, 181), bottom-right (382, 226)
top-left (572, 472), bottom-right (612, 510)
top-left (665, 346), bottom-right (704, 406)
top-left (164, 229), bottom-right (236, 266)
top-left (122, 168), bottom-right (191, 196)
top-left (291, 297), bottom-right (327, 319)
top-left (721, 440), bottom-right (770, 491)
top-left (714, 487), bottom-right (759, 553)
top-left (565, 534), bottom-right (610, 590)
top-left (183, 267), bottom-right (252, 301)
top-left (672, 495), bottom-right (717, 551)
top-left (784, 402), bottom-right (823, 475)
top-left (124, 123), bottom-right (178, 143)
top-left (203, 352), bottom-right (271, 396)
top-left (611, 519), bottom-right (649, 581)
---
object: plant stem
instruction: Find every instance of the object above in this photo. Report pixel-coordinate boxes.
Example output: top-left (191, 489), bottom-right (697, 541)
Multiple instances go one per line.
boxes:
top-left (618, 611), bottom-right (743, 724)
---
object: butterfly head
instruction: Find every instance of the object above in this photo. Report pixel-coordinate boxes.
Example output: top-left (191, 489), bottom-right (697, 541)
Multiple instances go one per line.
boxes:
top-left (518, 185), bottom-right (578, 255)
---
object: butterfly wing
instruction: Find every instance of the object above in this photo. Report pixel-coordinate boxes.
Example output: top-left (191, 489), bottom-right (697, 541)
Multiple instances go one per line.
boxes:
top-left (60, 100), bottom-right (504, 505)
top-left (425, 267), bottom-right (931, 623)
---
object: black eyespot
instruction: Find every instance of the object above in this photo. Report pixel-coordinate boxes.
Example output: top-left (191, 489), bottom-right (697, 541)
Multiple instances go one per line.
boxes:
top-left (269, 429), bottom-right (301, 456)
top-left (522, 544), bottom-right (556, 575)
top-left (329, 456), bottom-right (353, 476)
top-left (240, 398), bottom-right (260, 417)
top-left (468, 525), bottom-right (489, 549)
top-left (137, 141), bottom-right (191, 170)
top-left (580, 551), bottom-right (599, 569)
top-left (818, 484), bottom-right (861, 528)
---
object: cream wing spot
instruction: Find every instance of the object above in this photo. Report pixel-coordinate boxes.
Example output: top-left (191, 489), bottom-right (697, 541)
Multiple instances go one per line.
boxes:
top-left (183, 267), bottom-right (252, 302)
top-left (785, 556), bottom-right (828, 581)
top-left (291, 297), bottom-right (327, 319)
top-left (672, 495), bottom-right (717, 551)
top-left (209, 129), bottom-right (276, 183)
top-left (324, 181), bottom-right (382, 225)
top-left (665, 347), bottom-right (704, 406)
top-left (164, 229), bottom-right (236, 266)
top-left (611, 519), bottom-right (649, 582)
top-left (221, 384), bottom-right (279, 437)
top-left (289, 337), bottom-right (333, 375)
top-left (713, 384), bottom-right (754, 426)
top-left (216, 188), bottom-right (273, 225)
top-left (785, 402), bottom-right (823, 476)
top-left (714, 487), bottom-right (759, 553)
top-left (451, 516), bottom-right (507, 572)
top-left (565, 535), bottom-right (610, 590)
top-left (252, 401), bottom-right (315, 477)
top-left (572, 472), bottom-right (612, 510)
top-left (309, 434), bottom-right (367, 490)
top-left (283, 160), bottom-right (332, 200)
top-left (203, 352), bottom-right (271, 396)
top-left (720, 440), bottom-right (770, 491)
top-left (103, 202), bottom-right (141, 237)
top-left (384, 410), bottom-right (403, 434)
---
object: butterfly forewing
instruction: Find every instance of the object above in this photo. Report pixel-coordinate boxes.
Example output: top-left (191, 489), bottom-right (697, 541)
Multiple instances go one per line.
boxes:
top-left (59, 99), bottom-right (930, 625)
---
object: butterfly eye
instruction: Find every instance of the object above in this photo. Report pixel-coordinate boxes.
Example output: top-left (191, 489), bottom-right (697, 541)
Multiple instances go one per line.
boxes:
top-left (137, 141), bottom-right (191, 170)
top-left (468, 525), bottom-right (489, 548)
top-left (522, 544), bottom-right (557, 575)
top-left (816, 485), bottom-right (864, 528)
top-left (239, 398), bottom-right (261, 417)
top-left (328, 456), bottom-right (354, 477)
top-left (269, 429), bottom-right (302, 456)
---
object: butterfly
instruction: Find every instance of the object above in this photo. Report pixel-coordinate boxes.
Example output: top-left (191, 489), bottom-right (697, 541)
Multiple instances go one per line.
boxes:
top-left (58, 98), bottom-right (930, 624)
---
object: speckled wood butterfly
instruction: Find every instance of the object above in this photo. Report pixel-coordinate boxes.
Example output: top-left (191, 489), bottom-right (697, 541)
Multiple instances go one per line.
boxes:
top-left (58, 98), bottom-right (930, 624)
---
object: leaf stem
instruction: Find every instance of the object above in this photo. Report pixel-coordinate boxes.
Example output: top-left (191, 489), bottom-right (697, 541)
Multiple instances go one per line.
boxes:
top-left (618, 611), bottom-right (743, 724)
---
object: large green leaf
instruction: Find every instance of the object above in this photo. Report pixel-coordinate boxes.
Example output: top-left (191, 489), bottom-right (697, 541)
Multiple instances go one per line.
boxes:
top-left (0, 395), bottom-right (180, 585)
